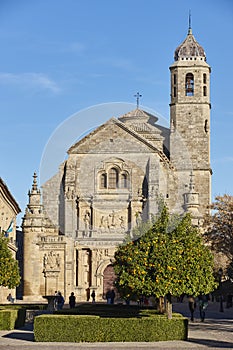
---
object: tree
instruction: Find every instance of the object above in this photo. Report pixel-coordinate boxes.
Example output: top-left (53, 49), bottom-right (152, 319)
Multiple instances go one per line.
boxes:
top-left (204, 194), bottom-right (233, 260)
top-left (114, 207), bottom-right (216, 317)
top-left (127, 194), bottom-right (168, 242)
top-left (0, 232), bottom-right (20, 288)
top-left (125, 218), bottom-right (152, 242)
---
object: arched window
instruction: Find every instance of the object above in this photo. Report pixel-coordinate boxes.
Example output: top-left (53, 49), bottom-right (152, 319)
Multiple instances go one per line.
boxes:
top-left (185, 73), bottom-right (194, 96)
top-left (108, 168), bottom-right (118, 189)
top-left (100, 173), bottom-right (107, 188)
top-left (121, 173), bottom-right (128, 188)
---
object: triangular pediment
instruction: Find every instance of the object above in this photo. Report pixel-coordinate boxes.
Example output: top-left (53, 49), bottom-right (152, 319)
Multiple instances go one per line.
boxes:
top-left (68, 116), bottom-right (171, 167)
top-left (68, 118), bottom-right (153, 153)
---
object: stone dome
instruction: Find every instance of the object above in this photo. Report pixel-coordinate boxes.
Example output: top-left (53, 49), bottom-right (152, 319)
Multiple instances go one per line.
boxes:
top-left (118, 108), bottom-right (158, 123)
top-left (174, 29), bottom-right (206, 61)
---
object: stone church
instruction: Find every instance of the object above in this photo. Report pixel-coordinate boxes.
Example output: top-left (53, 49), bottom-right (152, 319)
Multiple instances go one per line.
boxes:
top-left (22, 26), bottom-right (211, 302)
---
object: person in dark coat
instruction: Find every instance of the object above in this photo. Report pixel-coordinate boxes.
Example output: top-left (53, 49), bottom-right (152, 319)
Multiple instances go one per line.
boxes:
top-left (91, 290), bottom-right (96, 303)
top-left (198, 295), bottom-right (208, 322)
top-left (69, 292), bottom-right (76, 308)
top-left (110, 289), bottom-right (115, 304)
top-left (57, 291), bottom-right (65, 310)
top-left (106, 290), bottom-right (111, 304)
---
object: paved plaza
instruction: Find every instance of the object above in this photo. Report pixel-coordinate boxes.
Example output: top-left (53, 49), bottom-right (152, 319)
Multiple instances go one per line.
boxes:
top-left (0, 300), bottom-right (233, 349)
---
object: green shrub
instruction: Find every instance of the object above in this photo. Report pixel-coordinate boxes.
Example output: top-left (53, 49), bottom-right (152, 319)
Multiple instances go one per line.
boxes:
top-left (0, 310), bottom-right (16, 330)
top-left (0, 304), bottom-right (46, 310)
top-left (34, 313), bottom-right (188, 342)
top-left (0, 308), bottom-right (26, 330)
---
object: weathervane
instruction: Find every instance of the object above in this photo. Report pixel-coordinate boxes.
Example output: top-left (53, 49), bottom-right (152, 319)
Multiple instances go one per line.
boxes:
top-left (134, 92), bottom-right (142, 109)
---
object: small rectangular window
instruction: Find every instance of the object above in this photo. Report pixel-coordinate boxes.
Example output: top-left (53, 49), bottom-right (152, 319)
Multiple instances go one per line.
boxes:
top-left (203, 86), bottom-right (207, 96)
top-left (203, 73), bottom-right (207, 84)
top-left (173, 74), bottom-right (176, 85)
top-left (174, 87), bottom-right (176, 97)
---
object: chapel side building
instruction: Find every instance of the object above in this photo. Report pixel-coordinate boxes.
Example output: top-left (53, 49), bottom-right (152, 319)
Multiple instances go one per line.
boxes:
top-left (22, 27), bottom-right (211, 302)
top-left (0, 178), bottom-right (21, 303)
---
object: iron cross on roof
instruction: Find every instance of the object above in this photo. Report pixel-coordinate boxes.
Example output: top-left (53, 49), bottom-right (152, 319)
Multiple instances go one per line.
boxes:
top-left (134, 92), bottom-right (142, 109)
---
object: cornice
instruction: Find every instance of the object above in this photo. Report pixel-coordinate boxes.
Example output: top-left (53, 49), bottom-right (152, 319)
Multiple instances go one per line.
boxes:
top-left (0, 178), bottom-right (21, 214)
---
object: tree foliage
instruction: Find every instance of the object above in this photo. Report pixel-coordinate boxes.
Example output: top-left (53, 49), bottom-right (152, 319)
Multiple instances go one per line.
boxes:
top-left (114, 207), bottom-right (216, 301)
top-left (0, 232), bottom-right (20, 288)
top-left (204, 194), bottom-right (233, 260)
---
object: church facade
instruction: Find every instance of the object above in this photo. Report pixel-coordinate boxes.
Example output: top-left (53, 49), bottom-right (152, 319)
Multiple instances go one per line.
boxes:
top-left (22, 27), bottom-right (211, 302)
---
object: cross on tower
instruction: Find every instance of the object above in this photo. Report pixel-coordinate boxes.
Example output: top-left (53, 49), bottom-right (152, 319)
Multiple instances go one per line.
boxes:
top-left (188, 9), bottom-right (192, 34)
top-left (134, 92), bottom-right (142, 109)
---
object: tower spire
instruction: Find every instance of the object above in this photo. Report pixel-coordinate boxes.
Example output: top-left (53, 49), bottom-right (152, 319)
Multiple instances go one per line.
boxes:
top-left (32, 172), bottom-right (38, 191)
top-left (188, 10), bottom-right (192, 34)
top-left (28, 171), bottom-right (40, 196)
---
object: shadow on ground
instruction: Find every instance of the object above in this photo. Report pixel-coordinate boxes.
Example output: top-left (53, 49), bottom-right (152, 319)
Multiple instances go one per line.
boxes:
top-left (188, 337), bottom-right (233, 348)
top-left (2, 323), bottom-right (34, 342)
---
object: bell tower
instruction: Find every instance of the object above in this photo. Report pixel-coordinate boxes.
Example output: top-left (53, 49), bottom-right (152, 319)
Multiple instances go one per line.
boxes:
top-left (169, 23), bottom-right (211, 216)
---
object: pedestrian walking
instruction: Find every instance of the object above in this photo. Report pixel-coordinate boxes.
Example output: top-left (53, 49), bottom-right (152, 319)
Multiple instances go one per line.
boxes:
top-left (91, 290), bottom-right (96, 303)
top-left (54, 290), bottom-right (58, 310)
top-left (110, 289), bottom-right (115, 304)
top-left (198, 295), bottom-right (208, 322)
top-left (188, 295), bottom-right (196, 321)
top-left (106, 290), bottom-right (111, 304)
top-left (57, 291), bottom-right (65, 310)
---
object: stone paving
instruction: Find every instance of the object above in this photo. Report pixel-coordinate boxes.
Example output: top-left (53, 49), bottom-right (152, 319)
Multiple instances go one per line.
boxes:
top-left (0, 300), bottom-right (232, 349)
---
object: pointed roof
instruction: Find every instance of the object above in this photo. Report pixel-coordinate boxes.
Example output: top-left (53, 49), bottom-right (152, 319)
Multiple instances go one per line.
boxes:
top-left (174, 27), bottom-right (206, 61)
top-left (28, 172), bottom-right (40, 195)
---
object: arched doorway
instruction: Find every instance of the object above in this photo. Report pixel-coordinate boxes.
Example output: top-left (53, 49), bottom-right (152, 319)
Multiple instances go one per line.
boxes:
top-left (103, 264), bottom-right (118, 299)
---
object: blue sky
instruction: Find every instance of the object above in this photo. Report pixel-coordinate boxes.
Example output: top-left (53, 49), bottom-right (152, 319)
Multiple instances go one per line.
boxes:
top-left (0, 0), bottom-right (232, 222)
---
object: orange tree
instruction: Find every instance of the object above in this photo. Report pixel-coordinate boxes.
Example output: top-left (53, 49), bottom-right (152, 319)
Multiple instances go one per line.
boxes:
top-left (114, 207), bottom-right (216, 316)
top-left (0, 232), bottom-right (20, 288)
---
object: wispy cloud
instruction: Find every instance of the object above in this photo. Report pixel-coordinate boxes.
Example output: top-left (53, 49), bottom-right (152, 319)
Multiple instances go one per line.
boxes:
top-left (110, 58), bottom-right (134, 70)
top-left (95, 57), bottom-right (135, 71)
top-left (135, 76), bottom-right (167, 86)
top-left (0, 72), bottom-right (61, 93)
top-left (35, 40), bottom-right (87, 55)
top-left (212, 156), bottom-right (233, 164)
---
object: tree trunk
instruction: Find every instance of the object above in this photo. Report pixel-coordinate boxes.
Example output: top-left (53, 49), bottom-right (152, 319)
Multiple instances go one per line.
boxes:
top-left (166, 293), bottom-right (172, 319)
top-left (158, 296), bottom-right (165, 313)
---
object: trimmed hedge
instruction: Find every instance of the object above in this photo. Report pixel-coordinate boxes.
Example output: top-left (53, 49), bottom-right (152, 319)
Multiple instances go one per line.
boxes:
top-left (0, 304), bottom-right (46, 310)
top-left (0, 309), bottom-right (26, 330)
top-left (0, 304), bottom-right (46, 330)
top-left (34, 314), bottom-right (188, 342)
